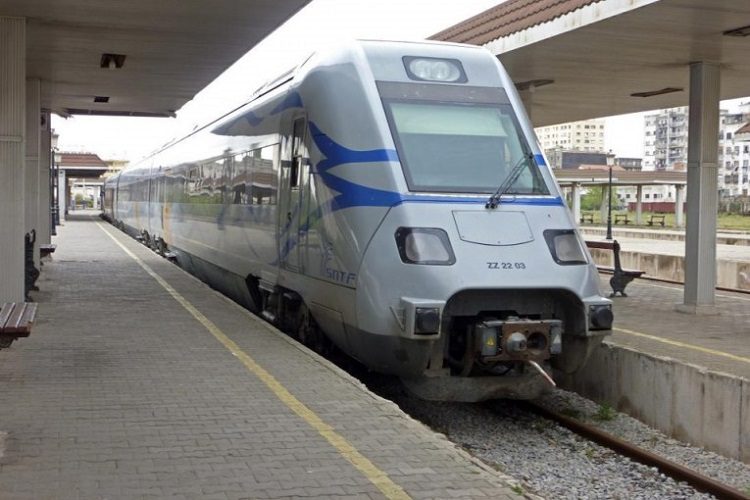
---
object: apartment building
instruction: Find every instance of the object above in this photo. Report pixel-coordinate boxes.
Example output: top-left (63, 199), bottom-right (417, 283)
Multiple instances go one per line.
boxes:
top-left (536, 119), bottom-right (605, 153)
top-left (643, 107), bottom-right (688, 171)
top-left (719, 104), bottom-right (750, 197)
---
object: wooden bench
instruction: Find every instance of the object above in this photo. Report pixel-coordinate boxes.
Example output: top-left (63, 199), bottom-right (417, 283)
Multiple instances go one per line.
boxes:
top-left (647, 214), bottom-right (666, 226)
top-left (614, 214), bottom-right (630, 225)
top-left (40, 243), bottom-right (57, 258)
top-left (585, 240), bottom-right (644, 297)
top-left (0, 302), bottom-right (38, 349)
top-left (580, 213), bottom-right (594, 224)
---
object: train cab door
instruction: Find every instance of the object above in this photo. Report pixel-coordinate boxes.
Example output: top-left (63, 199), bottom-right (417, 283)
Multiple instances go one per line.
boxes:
top-left (279, 116), bottom-right (310, 273)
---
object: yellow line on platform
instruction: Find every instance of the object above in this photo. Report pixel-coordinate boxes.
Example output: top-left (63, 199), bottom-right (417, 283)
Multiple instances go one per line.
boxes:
top-left (97, 223), bottom-right (411, 500)
top-left (614, 327), bottom-right (750, 365)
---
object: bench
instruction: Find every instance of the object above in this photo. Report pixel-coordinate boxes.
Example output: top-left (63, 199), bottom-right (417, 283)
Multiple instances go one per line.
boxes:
top-left (614, 214), bottom-right (630, 225)
top-left (40, 243), bottom-right (57, 258)
top-left (585, 240), bottom-right (644, 297)
top-left (580, 213), bottom-right (594, 224)
top-left (647, 214), bottom-right (666, 226)
top-left (0, 302), bottom-right (38, 349)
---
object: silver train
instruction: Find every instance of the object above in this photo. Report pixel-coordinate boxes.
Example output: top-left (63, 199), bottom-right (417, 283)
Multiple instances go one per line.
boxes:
top-left (103, 40), bottom-right (613, 401)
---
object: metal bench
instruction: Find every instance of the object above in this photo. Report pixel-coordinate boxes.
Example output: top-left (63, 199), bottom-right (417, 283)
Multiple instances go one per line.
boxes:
top-left (614, 214), bottom-right (630, 225)
top-left (647, 214), bottom-right (666, 226)
top-left (25, 231), bottom-right (40, 298)
top-left (585, 240), bottom-right (644, 297)
top-left (0, 302), bottom-right (38, 349)
top-left (40, 243), bottom-right (57, 258)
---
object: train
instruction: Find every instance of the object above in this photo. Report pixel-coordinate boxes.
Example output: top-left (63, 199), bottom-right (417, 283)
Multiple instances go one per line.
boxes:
top-left (103, 39), bottom-right (613, 401)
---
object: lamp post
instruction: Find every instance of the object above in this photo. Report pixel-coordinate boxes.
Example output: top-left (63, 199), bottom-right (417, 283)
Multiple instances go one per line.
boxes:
top-left (606, 165), bottom-right (613, 240)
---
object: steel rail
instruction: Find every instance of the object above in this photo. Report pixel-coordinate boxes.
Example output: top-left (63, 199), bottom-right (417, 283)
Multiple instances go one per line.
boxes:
top-left (524, 402), bottom-right (750, 500)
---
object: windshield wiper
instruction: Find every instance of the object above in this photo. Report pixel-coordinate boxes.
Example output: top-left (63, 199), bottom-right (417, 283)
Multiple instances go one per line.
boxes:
top-left (485, 152), bottom-right (534, 209)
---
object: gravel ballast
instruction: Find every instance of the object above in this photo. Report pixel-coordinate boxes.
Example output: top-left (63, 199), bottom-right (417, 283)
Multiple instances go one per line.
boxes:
top-left (365, 377), bottom-right (750, 500)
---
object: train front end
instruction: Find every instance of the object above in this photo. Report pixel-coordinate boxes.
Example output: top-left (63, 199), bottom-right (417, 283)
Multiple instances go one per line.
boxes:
top-left (352, 42), bottom-right (613, 401)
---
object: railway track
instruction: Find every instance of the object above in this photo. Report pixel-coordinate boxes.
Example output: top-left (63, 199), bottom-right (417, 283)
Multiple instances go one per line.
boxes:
top-left (524, 402), bottom-right (750, 500)
top-left (336, 357), bottom-right (750, 499)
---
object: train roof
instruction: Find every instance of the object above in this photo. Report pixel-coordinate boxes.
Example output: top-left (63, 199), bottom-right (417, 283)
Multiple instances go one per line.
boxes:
top-left (130, 39), bottom-right (495, 166)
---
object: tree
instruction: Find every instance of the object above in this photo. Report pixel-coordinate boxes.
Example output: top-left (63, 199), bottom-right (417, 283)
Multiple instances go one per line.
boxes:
top-left (581, 186), bottom-right (604, 211)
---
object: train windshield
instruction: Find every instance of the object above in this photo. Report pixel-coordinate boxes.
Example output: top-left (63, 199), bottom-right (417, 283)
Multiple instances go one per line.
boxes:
top-left (383, 100), bottom-right (549, 195)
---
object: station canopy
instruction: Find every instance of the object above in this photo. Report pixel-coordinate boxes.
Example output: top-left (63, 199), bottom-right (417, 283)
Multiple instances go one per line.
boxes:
top-left (432, 0), bottom-right (750, 127)
top-left (0, 0), bottom-right (311, 117)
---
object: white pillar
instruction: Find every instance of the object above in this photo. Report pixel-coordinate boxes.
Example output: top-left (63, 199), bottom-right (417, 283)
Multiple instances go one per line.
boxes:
top-left (600, 185), bottom-right (608, 222)
top-left (571, 183), bottom-right (581, 223)
top-left (0, 17), bottom-right (26, 302)
top-left (635, 185), bottom-right (643, 225)
top-left (679, 62), bottom-right (720, 313)
top-left (39, 111), bottom-right (52, 245)
top-left (675, 184), bottom-right (685, 228)
top-left (25, 78), bottom-right (41, 267)
top-left (58, 168), bottom-right (66, 221)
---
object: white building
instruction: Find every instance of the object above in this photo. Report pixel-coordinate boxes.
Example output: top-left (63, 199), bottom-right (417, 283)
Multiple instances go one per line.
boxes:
top-left (535, 119), bottom-right (606, 153)
top-left (719, 104), bottom-right (750, 197)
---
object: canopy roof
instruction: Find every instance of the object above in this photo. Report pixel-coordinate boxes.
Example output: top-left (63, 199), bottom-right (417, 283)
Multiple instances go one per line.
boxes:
top-left (433, 0), bottom-right (750, 126)
top-left (0, 0), bottom-right (311, 117)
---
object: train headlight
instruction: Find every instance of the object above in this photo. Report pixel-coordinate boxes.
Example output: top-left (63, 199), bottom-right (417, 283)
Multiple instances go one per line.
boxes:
top-left (543, 229), bottom-right (587, 265)
top-left (395, 227), bottom-right (456, 265)
top-left (403, 56), bottom-right (467, 83)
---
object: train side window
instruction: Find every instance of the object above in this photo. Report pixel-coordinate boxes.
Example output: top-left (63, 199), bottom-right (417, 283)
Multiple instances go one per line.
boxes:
top-left (246, 144), bottom-right (279, 205)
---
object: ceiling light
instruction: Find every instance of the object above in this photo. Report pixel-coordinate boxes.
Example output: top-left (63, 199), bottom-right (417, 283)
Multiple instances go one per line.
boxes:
top-left (630, 87), bottom-right (683, 98)
top-left (100, 53), bottom-right (126, 70)
top-left (723, 25), bottom-right (750, 37)
top-left (515, 79), bottom-right (554, 91)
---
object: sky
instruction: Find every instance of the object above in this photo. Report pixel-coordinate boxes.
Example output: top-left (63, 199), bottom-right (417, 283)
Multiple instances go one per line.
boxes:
top-left (51, 0), bottom-right (748, 163)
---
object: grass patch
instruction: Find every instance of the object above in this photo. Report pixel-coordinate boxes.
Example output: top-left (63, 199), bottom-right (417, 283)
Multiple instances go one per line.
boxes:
top-left (578, 210), bottom-right (750, 231)
top-left (593, 403), bottom-right (617, 422)
top-left (511, 484), bottom-right (524, 495)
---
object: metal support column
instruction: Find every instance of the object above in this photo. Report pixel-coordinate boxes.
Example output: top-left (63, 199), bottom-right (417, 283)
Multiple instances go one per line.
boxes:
top-left (679, 62), bottom-right (720, 314)
top-left (25, 78), bottom-right (41, 267)
top-left (605, 167), bottom-right (613, 240)
top-left (675, 184), bottom-right (685, 228)
top-left (0, 17), bottom-right (26, 302)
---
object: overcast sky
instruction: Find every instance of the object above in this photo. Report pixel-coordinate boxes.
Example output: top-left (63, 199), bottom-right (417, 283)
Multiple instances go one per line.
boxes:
top-left (51, 0), bottom-right (747, 163)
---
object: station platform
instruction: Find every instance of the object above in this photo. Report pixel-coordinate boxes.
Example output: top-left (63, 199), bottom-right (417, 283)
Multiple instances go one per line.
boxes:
top-left (605, 278), bottom-right (750, 381)
top-left (0, 213), bottom-right (521, 500)
top-left (581, 227), bottom-right (750, 291)
top-left (563, 273), bottom-right (750, 462)
top-left (582, 227), bottom-right (750, 262)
